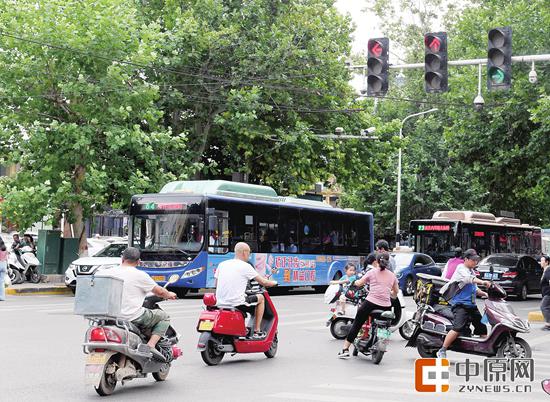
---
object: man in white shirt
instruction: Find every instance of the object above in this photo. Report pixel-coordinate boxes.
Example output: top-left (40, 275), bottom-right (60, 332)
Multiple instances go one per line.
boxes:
top-left (215, 242), bottom-right (277, 339)
top-left (107, 247), bottom-right (176, 355)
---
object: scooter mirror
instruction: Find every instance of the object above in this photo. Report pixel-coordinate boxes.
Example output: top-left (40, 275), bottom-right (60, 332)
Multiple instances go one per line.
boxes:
top-left (167, 274), bottom-right (180, 284)
top-left (489, 265), bottom-right (494, 274)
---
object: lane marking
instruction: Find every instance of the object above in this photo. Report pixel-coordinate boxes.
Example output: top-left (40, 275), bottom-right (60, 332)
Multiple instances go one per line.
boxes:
top-left (266, 392), bottom-right (400, 402)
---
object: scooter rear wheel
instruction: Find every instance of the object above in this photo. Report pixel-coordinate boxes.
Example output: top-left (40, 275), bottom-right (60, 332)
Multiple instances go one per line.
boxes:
top-left (265, 333), bottom-right (278, 358)
top-left (152, 364), bottom-right (170, 381)
top-left (417, 341), bottom-right (438, 358)
top-left (95, 356), bottom-right (118, 396)
top-left (201, 341), bottom-right (225, 366)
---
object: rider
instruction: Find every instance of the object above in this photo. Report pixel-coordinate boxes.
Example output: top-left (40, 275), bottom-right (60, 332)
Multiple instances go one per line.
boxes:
top-left (106, 247), bottom-right (176, 359)
top-left (375, 239), bottom-right (396, 272)
top-left (214, 242), bottom-right (277, 339)
top-left (437, 248), bottom-right (490, 359)
top-left (11, 233), bottom-right (25, 266)
top-left (338, 252), bottom-right (399, 359)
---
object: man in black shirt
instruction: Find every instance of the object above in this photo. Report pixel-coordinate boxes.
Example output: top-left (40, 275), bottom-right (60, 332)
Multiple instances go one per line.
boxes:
top-left (540, 255), bottom-right (550, 331)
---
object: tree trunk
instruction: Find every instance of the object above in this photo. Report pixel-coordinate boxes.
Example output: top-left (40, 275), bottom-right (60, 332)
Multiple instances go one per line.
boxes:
top-left (72, 165), bottom-right (88, 256)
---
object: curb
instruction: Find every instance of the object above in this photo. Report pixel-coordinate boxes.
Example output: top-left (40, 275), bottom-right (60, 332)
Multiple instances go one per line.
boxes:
top-left (528, 311), bottom-right (544, 322)
top-left (6, 286), bottom-right (73, 296)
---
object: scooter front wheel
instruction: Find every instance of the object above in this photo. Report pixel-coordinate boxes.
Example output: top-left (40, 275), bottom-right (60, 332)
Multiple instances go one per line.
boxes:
top-left (399, 319), bottom-right (415, 341)
top-left (372, 350), bottom-right (385, 365)
top-left (201, 341), bottom-right (225, 366)
top-left (496, 337), bottom-right (531, 358)
top-left (29, 268), bottom-right (41, 284)
top-left (330, 319), bottom-right (350, 340)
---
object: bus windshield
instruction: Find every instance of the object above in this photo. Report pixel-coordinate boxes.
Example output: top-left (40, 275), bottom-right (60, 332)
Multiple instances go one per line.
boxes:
top-left (132, 213), bottom-right (204, 256)
top-left (415, 232), bottom-right (455, 263)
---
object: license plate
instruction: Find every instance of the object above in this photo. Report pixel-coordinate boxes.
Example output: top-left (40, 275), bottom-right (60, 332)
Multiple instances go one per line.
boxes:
top-left (86, 353), bottom-right (110, 365)
top-left (84, 364), bottom-right (104, 385)
top-left (483, 272), bottom-right (498, 280)
top-left (198, 320), bottom-right (214, 331)
top-left (151, 275), bottom-right (166, 282)
top-left (377, 328), bottom-right (391, 340)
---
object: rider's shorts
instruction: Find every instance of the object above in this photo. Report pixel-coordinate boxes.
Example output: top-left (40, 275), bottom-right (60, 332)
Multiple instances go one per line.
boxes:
top-left (235, 294), bottom-right (259, 314)
top-left (451, 304), bottom-right (487, 335)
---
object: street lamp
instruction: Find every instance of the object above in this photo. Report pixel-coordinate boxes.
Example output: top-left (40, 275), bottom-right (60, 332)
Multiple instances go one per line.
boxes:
top-left (395, 108), bottom-right (438, 246)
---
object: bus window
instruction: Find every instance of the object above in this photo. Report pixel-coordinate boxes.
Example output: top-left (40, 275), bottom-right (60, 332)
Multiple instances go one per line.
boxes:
top-left (208, 210), bottom-right (229, 254)
top-left (279, 208), bottom-right (299, 254)
top-left (258, 208), bottom-right (279, 253)
top-left (228, 210), bottom-right (257, 252)
top-left (301, 211), bottom-right (322, 254)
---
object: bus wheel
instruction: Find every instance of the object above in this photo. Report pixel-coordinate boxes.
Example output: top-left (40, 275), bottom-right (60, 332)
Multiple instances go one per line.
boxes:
top-left (170, 288), bottom-right (188, 298)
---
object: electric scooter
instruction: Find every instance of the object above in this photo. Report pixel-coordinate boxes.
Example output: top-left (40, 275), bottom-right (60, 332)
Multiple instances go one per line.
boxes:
top-left (81, 274), bottom-right (182, 396)
top-left (196, 280), bottom-right (278, 365)
top-left (406, 269), bottom-right (531, 358)
top-left (324, 283), bottom-right (409, 340)
top-left (9, 246), bottom-right (41, 283)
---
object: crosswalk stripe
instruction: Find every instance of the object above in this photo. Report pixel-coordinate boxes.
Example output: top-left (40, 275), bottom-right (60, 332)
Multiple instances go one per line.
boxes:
top-left (279, 319), bottom-right (327, 327)
top-left (267, 392), bottom-right (401, 402)
top-left (313, 383), bottom-right (518, 401)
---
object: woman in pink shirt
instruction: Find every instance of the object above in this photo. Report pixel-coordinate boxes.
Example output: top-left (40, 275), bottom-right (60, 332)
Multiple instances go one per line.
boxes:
top-left (338, 252), bottom-right (398, 358)
top-left (442, 248), bottom-right (464, 280)
top-left (0, 239), bottom-right (8, 301)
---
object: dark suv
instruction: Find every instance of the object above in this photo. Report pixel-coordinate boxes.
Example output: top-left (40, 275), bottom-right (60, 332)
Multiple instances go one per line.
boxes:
top-left (476, 254), bottom-right (543, 300)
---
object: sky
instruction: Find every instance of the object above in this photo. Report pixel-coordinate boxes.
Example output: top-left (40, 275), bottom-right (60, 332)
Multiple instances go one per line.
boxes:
top-left (334, 0), bottom-right (382, 56)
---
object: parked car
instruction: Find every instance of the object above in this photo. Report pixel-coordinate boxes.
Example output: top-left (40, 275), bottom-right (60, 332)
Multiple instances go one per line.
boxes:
top-left (64, 241), bottom-right (126, 292)
top-left (392, 252), bottom-right (441, 295)
top-left (476, 254), bottom-right (543, 300)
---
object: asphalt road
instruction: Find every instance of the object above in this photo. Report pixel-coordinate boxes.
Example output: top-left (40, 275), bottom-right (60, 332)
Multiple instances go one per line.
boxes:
top-left (1, 290), bottom-right (550, 402)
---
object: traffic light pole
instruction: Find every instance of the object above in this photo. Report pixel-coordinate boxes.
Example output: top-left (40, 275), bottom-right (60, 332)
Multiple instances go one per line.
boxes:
top-left (350, 53), bottom-right (550, 70)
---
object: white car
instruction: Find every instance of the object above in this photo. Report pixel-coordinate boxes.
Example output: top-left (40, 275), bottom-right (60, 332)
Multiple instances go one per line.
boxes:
top-left (64, 242), bottom-right (127, 292)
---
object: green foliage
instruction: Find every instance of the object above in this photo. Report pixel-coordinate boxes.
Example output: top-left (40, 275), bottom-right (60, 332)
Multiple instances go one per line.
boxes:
top-left (362, 0), bottom-right (550, 234)
top-left (0, 0), bottom-right (193, 242)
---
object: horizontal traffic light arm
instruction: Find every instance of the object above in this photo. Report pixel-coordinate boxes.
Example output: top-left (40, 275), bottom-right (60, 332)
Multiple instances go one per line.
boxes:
top-left (350, 53), bottom-right (550, 70)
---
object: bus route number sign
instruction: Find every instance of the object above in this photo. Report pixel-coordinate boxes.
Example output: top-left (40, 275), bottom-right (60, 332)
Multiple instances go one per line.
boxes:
top-left (418, 225), bottom-right (451, 231)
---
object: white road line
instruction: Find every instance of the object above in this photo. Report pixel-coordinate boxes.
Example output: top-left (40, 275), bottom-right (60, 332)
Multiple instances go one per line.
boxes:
top-left (279, 319), bottom-right (326, 327)
top-left (353, 374), bottom-right (413, 384)
top-left (386, 368), bottom-right (412, 374)
top-left (266, 392), bottom-right (401, 402)
top-left (313, 383), bottom-right (514, 401)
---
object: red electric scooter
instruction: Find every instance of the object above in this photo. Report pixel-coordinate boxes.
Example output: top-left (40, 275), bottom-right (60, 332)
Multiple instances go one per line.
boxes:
top-left (196, 280), bottom-right (279, 365)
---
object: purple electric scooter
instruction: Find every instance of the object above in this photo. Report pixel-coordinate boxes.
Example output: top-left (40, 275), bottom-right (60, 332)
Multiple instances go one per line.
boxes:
top-left (406, 268), bottom-right (531, 359)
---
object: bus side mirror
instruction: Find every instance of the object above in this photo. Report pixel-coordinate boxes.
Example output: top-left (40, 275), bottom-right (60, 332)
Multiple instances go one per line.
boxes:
top-left (208, 216), bottom-right (218, 231)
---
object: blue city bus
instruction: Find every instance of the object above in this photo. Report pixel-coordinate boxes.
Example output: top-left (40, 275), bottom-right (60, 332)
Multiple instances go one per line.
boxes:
top-left (128, 180), bottom-right (374, 296)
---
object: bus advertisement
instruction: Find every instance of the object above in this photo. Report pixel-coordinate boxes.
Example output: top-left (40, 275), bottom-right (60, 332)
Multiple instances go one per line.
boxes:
top-left (410, 211), bottom-right (541, 264)
top-left (128, 180), bottom-right (373, 295)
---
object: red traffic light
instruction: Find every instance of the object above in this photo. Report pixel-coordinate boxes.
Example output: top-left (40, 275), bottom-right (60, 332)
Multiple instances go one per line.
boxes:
top-left (424, 32), bottom-right (448, 93)
top-left (425, 36), bottom-right (441, 52)
top-left (368, 40), bottom-right (384, 57)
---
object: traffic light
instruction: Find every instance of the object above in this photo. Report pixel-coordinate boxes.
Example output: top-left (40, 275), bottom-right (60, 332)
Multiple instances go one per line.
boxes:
top-left (487, 26), bottom-right (512, 90)
top-left (367, 37), bottom-right (389, 96)
top-left (424, 32), bottom-right (448, 93)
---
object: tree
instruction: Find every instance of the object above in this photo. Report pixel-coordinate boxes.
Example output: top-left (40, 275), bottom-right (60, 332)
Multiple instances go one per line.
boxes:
top-left (142, 0), bottom-right (395, 195)
top-left (360, 0), bottom-right (550, 236)
top-left (0, 0), bottom-right (194, 251)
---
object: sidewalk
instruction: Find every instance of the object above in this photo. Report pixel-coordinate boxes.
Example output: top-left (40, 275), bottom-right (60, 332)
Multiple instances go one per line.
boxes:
top-left (6, 275), bottom-right (73, 296)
